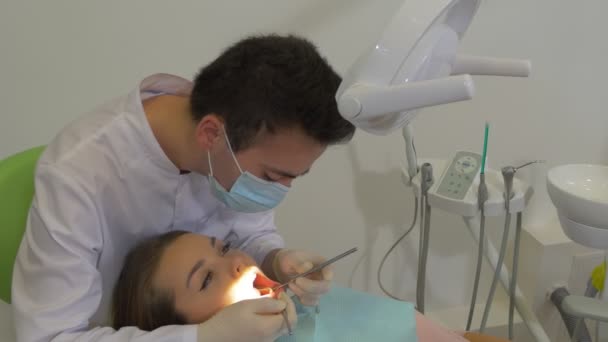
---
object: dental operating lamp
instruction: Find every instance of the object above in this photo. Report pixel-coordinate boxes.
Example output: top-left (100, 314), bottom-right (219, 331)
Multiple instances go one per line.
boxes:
top-left (336, 0), bottom-right (530, 180)
top-left (335, 0), bottom-right (552, 341)
top-left (336, 0), bottom-right (531, 133)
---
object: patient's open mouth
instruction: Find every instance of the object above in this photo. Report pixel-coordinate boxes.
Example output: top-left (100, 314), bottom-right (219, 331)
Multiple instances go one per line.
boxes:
top-left (229, 267), bottom-right (283, 303)
top-left (253, 272), bottom-right (279, 296)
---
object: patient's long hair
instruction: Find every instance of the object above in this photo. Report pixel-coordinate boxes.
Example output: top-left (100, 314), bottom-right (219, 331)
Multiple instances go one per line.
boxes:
top-left (111, 230), bottom-right (190, 331)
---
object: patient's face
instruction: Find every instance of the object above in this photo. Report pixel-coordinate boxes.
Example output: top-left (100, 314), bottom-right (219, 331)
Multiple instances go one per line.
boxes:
top-left (153, 233), bottom-right (278, 323)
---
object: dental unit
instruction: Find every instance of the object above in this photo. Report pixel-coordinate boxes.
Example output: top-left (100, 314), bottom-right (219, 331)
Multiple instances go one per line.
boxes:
top-left (334, 0), bottom-right (556, 340)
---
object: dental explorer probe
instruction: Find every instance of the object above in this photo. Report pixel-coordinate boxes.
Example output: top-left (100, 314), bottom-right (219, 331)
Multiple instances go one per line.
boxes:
top-left (281, 310), bottom-right (293, 336)
top-left (272, 247), bottom-right (358, 292)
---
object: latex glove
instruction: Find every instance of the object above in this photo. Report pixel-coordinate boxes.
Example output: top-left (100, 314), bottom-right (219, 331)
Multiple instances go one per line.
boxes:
top-left (273, 249), bottom-right (334, 306)
top-left (197, 293), bottom-right (297, 342)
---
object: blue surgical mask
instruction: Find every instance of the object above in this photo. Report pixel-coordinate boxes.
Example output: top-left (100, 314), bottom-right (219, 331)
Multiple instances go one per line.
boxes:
top-left (207, 130), bottom-right (289, 213)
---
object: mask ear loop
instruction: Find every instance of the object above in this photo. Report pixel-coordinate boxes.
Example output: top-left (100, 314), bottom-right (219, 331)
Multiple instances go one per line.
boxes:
top-left (221, 125), bottom-right (244, 174)
top-left (207, 151), bottom-right (214, 177)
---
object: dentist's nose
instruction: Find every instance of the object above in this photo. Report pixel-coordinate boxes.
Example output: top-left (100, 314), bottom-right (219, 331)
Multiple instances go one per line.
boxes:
top-left (279, 178), bottom-right (293, 187)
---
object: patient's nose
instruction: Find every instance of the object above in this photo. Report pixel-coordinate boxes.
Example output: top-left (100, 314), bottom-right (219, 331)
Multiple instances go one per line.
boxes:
top-left (230, 255), bottom-right (248, 278)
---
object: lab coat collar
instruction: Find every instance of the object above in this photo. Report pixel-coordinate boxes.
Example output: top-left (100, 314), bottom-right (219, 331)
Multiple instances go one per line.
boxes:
top-left (126, 73), bottom-right (194, 175)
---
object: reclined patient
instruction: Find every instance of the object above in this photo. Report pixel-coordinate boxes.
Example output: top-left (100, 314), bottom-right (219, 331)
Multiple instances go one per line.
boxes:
top-left (111, 231), bottom-right (508, 342)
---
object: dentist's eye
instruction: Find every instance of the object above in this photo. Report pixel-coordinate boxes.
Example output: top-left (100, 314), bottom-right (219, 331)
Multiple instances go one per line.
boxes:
top-left (201, 271), bottom-right (213, 291)
top-left (220, 242), bottom-right (232, 256)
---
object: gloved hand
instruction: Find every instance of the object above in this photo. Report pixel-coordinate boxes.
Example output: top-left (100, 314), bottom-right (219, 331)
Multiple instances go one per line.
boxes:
top-left (273, 249), bottom-right (334, 306)
top-left (197, 292), bottom-right (297, 342)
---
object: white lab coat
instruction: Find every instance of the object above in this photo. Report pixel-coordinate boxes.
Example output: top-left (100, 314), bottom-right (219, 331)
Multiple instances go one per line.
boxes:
top-left (12, 74), bottom-right (285, 342)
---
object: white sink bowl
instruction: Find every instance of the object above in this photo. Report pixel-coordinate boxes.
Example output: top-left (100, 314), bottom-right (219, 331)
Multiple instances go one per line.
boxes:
top-left (547, 164), bottom-right (608, 249)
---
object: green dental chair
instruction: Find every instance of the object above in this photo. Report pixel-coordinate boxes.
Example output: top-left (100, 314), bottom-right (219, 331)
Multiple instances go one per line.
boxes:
top-left (0, 146), bottom-right (45, 304)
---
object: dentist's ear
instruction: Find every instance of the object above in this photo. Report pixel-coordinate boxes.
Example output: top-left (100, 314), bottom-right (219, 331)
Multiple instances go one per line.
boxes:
top-left (195, 114), bottom-right (224, 150)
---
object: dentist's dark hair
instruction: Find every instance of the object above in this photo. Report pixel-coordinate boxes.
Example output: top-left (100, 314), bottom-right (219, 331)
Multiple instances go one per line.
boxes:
top-left (190, 34), bottom-right (355, 152)
top-left (111, 230), bottom-right (189, 331)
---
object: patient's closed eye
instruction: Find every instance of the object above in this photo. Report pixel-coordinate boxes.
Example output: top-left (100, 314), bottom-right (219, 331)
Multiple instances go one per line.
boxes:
top-left (201, 271), bottom-right (213, 291)
top-left (220, 242), bottom-right (231, 256)
top-left (198, 241), bottom-right (232, 291)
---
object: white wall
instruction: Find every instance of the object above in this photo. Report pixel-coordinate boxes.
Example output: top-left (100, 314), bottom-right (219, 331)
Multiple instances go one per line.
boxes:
top-left (2, 0), bottom-right (608, 339)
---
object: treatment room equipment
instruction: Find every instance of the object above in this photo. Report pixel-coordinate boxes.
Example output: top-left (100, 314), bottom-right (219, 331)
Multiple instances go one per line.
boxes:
top-left (335, 0), bottom-right (556, 341)
top-left (546, 165), bottom-right (608, 341)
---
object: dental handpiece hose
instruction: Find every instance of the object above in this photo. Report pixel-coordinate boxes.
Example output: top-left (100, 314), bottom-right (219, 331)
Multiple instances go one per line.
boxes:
top-left (503, 163), bottom-right (535, 340)
top-left (416, 163), bottom-right (433, 313)
top-left (480, 168), bottom-right (514, 333)
top-left (468, 122), bottom-right (490, 331)
top-left (510, 211), bottom-right (523, 340)
top-left (466, 172), bottom-right (488, 331)
top-left (502, 166), bottom-right (516, 339)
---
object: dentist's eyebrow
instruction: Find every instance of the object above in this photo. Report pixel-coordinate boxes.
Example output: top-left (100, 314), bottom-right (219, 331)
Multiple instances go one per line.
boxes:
top-left (186, 260), bottom-right (205, 288)
top-left (263, 164), bottom-right (309, 178)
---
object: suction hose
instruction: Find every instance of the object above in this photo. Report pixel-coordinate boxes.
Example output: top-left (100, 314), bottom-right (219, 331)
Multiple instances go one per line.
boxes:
top-left (550, 287), bottom-right (592, 342)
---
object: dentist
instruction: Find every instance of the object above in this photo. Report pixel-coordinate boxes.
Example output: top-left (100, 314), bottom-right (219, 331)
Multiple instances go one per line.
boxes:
top-left (12, 34), bottom-right (355, 342)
